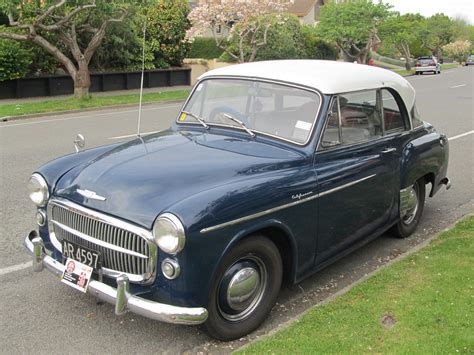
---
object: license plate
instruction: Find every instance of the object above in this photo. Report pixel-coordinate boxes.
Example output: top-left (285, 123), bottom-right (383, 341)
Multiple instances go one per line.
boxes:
top-left (61, 258), bottom-right (93, 293)
top-left (62, 239), bottom-right (101, 269)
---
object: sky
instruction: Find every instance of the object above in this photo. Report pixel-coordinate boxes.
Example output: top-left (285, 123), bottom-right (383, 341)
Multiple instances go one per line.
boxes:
top-left (384, 0), bottom-right (474, 24)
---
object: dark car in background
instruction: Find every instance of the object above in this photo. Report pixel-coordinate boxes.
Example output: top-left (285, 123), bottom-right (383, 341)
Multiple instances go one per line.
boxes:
top-left (466, 55), bottom-right (474, 66)
top-left (24, 60), bottom-right (450, 340)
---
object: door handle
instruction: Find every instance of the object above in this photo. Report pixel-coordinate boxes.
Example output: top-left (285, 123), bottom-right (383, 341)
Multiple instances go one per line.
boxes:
top-left (380, 147), bottom-right (397, 154)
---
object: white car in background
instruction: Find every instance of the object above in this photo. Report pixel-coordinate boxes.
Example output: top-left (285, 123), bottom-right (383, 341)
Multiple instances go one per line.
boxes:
top-left (415, 56), bottom-right (441, 75)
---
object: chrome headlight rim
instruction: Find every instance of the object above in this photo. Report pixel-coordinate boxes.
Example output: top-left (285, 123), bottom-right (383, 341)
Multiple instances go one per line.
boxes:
top-left (153, 213), bottom-right (186, 255)
top-left (28, 173), bottom-right (49, 207)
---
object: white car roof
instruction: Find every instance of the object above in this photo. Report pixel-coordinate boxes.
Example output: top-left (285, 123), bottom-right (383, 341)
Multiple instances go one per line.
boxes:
top-left (199, 60), bottom-right (416, 110)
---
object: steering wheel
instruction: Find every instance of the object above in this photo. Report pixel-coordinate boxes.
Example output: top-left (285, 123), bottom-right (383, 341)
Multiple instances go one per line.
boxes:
top-left (209, 106), bottom-right (250, 125)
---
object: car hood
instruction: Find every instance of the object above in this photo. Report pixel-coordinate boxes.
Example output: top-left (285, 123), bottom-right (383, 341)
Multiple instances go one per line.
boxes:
top-left (53, 129), bottom-right (303, 228)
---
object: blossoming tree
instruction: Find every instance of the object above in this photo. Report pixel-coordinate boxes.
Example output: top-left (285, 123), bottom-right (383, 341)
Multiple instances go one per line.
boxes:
top-left (187, 0), bottom-right (292, 63)
top-left (442, 40), bottom-right (472, 64)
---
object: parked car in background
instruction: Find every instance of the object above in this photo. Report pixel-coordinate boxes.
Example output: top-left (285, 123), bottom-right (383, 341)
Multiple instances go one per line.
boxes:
top-left (415, 56), bottom-right (441, 75)
top-left (24, 60), bottom-right (450, 341)
top-left (466, 55), bottom-right (474, 66)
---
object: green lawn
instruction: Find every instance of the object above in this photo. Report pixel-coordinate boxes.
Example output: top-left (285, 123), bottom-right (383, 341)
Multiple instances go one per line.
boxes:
top-left (0, 89), bottom-right (190, 118)
top-left (240, 216), bottom-right (474, 354)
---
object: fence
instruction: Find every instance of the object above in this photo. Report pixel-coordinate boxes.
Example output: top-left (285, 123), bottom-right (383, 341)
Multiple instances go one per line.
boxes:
top-left (0, 67), bottom-right (191, 99)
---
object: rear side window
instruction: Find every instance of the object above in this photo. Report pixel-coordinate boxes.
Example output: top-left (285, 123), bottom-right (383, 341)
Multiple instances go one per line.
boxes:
top-left (382, 89), bottom-right (405, 132)
top-left (410, 103), bottom-right (424, 128)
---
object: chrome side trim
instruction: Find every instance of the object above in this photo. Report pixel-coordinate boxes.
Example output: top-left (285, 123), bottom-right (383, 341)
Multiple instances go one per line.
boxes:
top-left (200, 174), bottom-right (377, 234)
top-left (24, 232), bottom-right (208, 325)
top-left (319, 174), bottom-right (376, 198)
top-left (200, 194), bottom-right (319, 234)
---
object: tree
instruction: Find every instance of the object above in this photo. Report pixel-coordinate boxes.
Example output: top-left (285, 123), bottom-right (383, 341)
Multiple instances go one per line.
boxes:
top-left (380, 13), bottom-right (424, 70)
top-left (442, 40), bottom-right (472, 63)
top-left (0, 1), bottom-right (130, 98)
top-left (419, 14), bottom-right (455, 58)
top-left (317, 0), bottom-right (391, 64)
top-left (187, 0), bottom-right (292, 63)
top-left (146, 0), bottom-right (191, 68)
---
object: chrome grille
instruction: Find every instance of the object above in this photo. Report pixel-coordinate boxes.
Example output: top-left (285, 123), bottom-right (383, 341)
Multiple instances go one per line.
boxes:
top-left (48, 199), bottom-right (156, 283)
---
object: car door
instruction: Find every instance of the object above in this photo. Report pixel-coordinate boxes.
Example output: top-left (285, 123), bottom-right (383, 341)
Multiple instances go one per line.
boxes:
top-left (313, 90), bottom-right (397, 264)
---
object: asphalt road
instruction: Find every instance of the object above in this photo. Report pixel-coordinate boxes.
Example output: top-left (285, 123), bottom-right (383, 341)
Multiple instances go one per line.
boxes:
top-left (0, 67), bottom-right (473, 354)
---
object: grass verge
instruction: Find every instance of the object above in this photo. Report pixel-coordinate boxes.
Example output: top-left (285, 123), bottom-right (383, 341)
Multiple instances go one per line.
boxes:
top-left (0, 89), bottom-right (190, 118)
top-left (392, 63), bottom-right (460, 76)
top-left (240, 216), bottom-right (474, 354)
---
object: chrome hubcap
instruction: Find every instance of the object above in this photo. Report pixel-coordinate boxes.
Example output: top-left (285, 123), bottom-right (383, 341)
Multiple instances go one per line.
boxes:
top-left (402, 184), bottom-right (419, 225)
top-left (218, 256), bottom-right (267, 321)
top-left (227, 267), bottom-right (260, 311)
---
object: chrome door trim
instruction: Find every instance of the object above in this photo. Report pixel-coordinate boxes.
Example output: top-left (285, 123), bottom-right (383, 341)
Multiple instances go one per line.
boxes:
top-left (200, 174), bottom-right (377, 234)
top-left (318, 174), bottom-right (376, 198)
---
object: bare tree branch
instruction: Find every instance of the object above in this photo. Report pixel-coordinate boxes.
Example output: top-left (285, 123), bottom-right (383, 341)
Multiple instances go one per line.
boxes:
top-left (34, 0), bottom-right (67, 26)
top-left (39, 0), bottom-right (97, 31)
top-left (83, 9), bottom-right (127, 64)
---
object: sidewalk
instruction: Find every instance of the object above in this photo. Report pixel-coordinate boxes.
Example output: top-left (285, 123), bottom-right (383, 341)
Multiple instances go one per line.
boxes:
top-left (0, 85), bottom-right (192, 105)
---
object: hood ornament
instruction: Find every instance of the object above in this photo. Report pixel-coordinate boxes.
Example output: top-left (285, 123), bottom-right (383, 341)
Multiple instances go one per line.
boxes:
top-left (77, 189), bottom-right (106, 201)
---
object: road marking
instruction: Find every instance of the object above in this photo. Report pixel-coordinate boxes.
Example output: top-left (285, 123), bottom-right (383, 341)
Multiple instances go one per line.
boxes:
top-left (0, 103), bottom-right (182, 129)
top-left (109, 130), bottom-right (162, 140)
top-left (449, 130), bottom-right (474, 141)
top-left (450, 84), bottom-right (466, 89)
top-left (0, 261), bottom-right (32, 276)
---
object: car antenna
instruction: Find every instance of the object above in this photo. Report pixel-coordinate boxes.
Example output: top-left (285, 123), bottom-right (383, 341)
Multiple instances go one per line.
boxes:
top-left (137, 22), bottom-right (147, 137)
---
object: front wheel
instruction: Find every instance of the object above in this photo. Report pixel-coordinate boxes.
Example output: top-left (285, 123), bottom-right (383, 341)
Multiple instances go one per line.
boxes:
top-left (203, 236), bottom-right (282, 341)
top-left (391, 179), bottom-right (426, 238)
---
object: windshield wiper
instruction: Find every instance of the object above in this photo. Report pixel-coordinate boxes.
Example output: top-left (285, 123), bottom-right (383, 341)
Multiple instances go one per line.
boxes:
top-left (222, 113), bottom-right (255, 138)
top-left (181, 110), bottom-right (209, 129)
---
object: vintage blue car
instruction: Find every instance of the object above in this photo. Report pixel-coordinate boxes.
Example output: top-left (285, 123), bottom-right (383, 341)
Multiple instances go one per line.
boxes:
top-left (25, 60), bottom-right (450, 340)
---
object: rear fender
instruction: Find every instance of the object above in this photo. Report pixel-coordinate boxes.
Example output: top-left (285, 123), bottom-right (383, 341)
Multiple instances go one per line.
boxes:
top-left (400, 131), bottom-right (449, 196)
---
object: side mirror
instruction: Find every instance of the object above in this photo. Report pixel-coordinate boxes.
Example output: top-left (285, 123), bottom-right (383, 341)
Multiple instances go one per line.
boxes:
top-left (73, 134), bottom-right (85, 153)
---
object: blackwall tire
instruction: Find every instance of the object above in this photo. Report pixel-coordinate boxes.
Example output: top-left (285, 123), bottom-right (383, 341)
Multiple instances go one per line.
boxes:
top-left (391, 179), bottom-right (426, 239)
top-left (203, 236), bottom-right (282, 341)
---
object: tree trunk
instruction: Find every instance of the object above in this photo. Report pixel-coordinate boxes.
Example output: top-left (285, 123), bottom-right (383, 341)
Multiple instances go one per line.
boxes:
top-left (74, 62), bottom-right (91, 99)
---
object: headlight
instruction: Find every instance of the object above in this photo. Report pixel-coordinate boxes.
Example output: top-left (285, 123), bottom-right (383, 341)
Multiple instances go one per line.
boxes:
top-left (152, 213), bottom-right (185, 255)
top-left (28, 173), bottom-right (49, 207)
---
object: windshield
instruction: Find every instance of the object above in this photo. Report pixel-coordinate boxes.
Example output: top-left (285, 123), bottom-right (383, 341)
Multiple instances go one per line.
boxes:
top-left (178, 79), bottom-right (321, 145)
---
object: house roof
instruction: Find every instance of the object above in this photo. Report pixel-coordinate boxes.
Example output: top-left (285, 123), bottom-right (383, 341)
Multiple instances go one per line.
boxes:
top-left (199, 60), bottom-right (416, 110)
top-left (288, 0), bottom-right (318, 16)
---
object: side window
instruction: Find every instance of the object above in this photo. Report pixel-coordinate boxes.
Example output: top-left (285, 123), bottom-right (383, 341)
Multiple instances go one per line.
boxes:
top-left (410, 103), bottom-right (424, 128)
top-left (321, 98), bottom-right (341, 148)
top-left (382, 89), bottom-right (405, 132)
top-left (340, 90), bottom-right (382, 144)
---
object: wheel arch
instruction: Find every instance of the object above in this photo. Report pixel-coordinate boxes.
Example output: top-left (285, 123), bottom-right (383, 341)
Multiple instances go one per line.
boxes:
top-left (217, 220), bottom-right (298, 287)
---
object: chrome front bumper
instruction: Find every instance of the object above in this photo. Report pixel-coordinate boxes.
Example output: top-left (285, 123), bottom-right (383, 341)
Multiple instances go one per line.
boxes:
top-left (24, 231), bottom-right (208, 325)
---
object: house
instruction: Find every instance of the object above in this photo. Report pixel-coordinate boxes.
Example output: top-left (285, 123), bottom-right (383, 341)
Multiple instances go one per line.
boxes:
top-left (189, 0), bottom-right (327, 25)
top-left (288, 0), bottom-right (326, 25)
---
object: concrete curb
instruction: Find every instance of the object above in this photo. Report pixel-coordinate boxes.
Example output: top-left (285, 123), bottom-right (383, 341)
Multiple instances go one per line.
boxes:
top-left (0, 99), bottom-right (186, 122)
top-left (236, 213), bottom-right (473, 353)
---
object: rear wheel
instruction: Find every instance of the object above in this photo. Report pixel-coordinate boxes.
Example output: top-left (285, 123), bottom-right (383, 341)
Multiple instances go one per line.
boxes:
top-left (203, 236), bottom-right (282, 341)
top-left (391, 179), bottom-right (425, 238)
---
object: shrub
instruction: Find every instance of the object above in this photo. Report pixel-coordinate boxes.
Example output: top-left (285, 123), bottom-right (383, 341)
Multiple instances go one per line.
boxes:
top-left (301, 25), bottom-right (337, 60)
top-left (189, 37), bottom-right (224, 59)
top-left (254, 14), bottom-right (307, 61)
top-left (146, 0), bottom-right (191, 68)
top-left (0, 39), bottom-right (32, 81)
